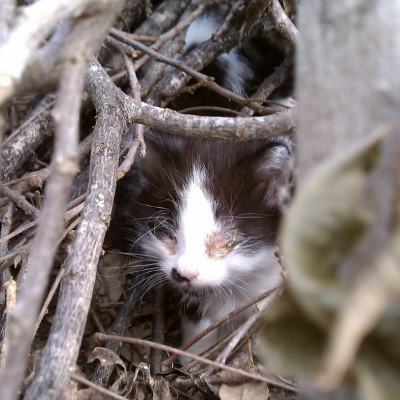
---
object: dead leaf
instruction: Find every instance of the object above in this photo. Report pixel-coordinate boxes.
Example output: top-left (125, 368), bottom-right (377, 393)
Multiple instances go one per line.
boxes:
top-left (241, 0), bottom-right (269, 39)
top-left (152, 379), bottom-right (171, 400)
top-left (260, 126), bottom-right (400, 400)
top-left (219, 382), bottom-right (269, 400)
top-left (88, 347), bottom-right (126, 371)
top-left (95, 253), bottom-right (128, 305)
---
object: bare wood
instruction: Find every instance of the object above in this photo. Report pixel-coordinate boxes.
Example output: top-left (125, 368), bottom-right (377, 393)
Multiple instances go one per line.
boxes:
top-left (117, 54), bottom-right (145, 179)
top-left (23, 17), bottom-right (127, 397)
top-left (122, 94), bottom-right (296, 140)
top-left (139, 0), bottom-right (212, 97)
top-left (110, 31), bottom-right (275, 116)
top-left (0, 202), bottom-right (15, 368)
top-left (0, 182), bottom-right (40, 218)
top-left (0, 28), bottom-right (87, 400)
top-left (144, 24), bottom-right (243, 107)
top-left (266, 0), bottom-right (299, 47)
top-left (150, 285), bottom-right (165, 375)
top-left (0, 243), bottom-right (32, 271)
top-left (130, 0), bottom-right (211, 73)
top-left (241, 51), bottom-right (294, 116)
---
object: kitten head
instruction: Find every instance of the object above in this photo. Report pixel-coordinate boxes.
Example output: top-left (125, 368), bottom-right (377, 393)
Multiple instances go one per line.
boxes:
top-left (115, 132), bottom-right (293, 296)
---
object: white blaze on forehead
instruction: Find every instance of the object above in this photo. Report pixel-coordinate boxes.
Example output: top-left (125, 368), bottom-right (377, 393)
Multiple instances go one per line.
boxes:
top-left (179, 170), bottom-right (216, 252)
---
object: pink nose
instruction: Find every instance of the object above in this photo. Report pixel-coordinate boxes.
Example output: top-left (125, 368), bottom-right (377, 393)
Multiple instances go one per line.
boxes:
top-left (171, 268), bottom-right (198, 283)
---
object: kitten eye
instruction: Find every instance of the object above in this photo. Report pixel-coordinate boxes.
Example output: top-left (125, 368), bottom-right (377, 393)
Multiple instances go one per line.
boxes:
top-left (165, 232), bottom-right (177, 242)
top-left (227, 231), bottom-right (238, 248)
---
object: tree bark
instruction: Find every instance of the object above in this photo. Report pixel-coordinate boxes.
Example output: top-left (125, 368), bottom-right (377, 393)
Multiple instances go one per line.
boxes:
top-left (296, 0), bottom-right (400, 179)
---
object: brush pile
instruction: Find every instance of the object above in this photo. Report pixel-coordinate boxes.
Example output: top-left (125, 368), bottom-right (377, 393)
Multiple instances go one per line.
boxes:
top-left (0, 1), bottom-right (297, 399)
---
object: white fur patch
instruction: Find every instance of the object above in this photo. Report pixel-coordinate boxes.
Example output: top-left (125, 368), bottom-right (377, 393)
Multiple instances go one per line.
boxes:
top-left (183, 13), bottom-right (221, 52)
top-left (182, 13), bottom-right (253, 95)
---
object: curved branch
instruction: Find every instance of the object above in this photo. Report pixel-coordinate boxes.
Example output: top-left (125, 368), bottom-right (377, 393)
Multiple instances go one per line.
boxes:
top-left (0, 0), bottom-right (121, 104)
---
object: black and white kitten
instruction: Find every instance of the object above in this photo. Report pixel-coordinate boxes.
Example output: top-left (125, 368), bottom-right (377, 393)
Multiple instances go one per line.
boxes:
top-left (114, 11), bottom-right (293, 360)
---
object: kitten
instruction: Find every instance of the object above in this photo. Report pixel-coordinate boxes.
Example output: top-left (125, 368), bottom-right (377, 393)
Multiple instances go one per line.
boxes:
top-left (113, 10), bottom-right (293, 361)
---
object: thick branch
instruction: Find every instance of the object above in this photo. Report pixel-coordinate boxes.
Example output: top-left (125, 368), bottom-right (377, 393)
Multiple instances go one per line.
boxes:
top-left (0, 48), bottom-right (83, 400)
top-left (24, 41), bottom-right (126, 400)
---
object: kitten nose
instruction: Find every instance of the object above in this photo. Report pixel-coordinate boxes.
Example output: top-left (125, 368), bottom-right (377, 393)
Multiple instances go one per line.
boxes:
top-left (171, 268), bottom-right (198, 283)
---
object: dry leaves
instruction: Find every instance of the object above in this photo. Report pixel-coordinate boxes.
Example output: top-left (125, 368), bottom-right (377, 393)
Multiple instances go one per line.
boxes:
top-left (259, 125), bottom-right (400, 400)
top-left (219, 382), bottom-right (269, 400)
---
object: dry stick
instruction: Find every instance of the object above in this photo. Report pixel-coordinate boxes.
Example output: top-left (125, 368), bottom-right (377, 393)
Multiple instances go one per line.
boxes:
top-left (126, 34), bottom-right (158, 43)
top-left (0, 133), bottom-right (90, 208)
top-left (110, 32), bottom-right (276, 116)
top-left (115, 0), bottom-right (211, 73)
top-left (0, 242), bottom-right (31, 270)
top-left (162, 287), bottom-right (281, 369)
top-left (89, 307), bottom-right (107, 334)
top-left (91, 266), bottom-right (147, 385)
top-left (164, 79), bottom-right (210, 97)
top-left (241, 51), bottom-right (294, 116)
top-left (215, 288), bottom-right (282, 365)
top-left (0, 196), bottom-right (85, 245)
top-left (66, 192), bottom-right (87, 210)
top-left (32, 265), bottom-right (65, 334)
top-left (0, 51), bottom-right (83, 400)
top-left (24, 37), bottom-right (126, 399)
top-left (266, 0), bottom-right (299, 47)
top-left (3, 168), bottom-right (49, 187)
top-left (33, 215), bottom-right (82, 335)
top-left (182, 330), bottom-right (238, 372)
top-left (198, 291), bottom-right (284, 386)
top-left (179, 106), bottom-right (248, 118)
top-left (117, 53), bottom-right (145, 179)
top-left (0, 220), bottom-right (36, 245)
top-left (138, 0), bottom-right (201, 99)
top-left (123, 90), bottom-right (296, 140)
top-left (150, 285), bottom-right (165, 375)
top-left (212, 0), bottom-right (244, 40)
top-left (104, 36), bottom-right (138, 58)
top-left (95, 333), bottom-right (287, 388)
top-left (71, 373), bottom-right (129, 400)
top-left (0, 202), bottom-right (16, 370)
top-left (64, 202), bottom-right (84, 221)
top-left (0, 183), bottom-right (40, 218)
top-left (2, 99), bottom-right (55, 147)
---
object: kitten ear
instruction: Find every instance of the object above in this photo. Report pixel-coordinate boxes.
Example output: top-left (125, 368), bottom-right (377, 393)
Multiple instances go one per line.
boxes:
top-left (257, 137), bottom-right (294, 211)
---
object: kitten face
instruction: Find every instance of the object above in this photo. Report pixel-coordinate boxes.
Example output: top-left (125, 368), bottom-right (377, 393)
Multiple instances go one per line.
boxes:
top-left (117, 135), bottom-right (292, 296)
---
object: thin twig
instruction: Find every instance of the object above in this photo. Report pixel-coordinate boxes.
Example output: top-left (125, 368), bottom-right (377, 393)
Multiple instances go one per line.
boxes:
top-left (114, 0), bottom-right (211, 72)
top-left (214, 288), bottom-right (282, 365)
top-left (71, 373), bottom-right (129, 400)
top-left (94, 333), bottom-right (292, 388)
top-left (162, 287), bottom-right (281, 368)
top-left (0, 220), bottom-right (36, 245)
top-left (33, 265), bottom-right (65, 334)
top-left (0, 183), bottom-right (40, 219)
top-left (0, 196), bottom-right (85, 246)
top-left (178, 106), bottom-right (248, 118)
top-left (212, 0), bottom-right (245, 40)
top-left (150, 285), bottom-right (165, 375)
top-left (2, 99), bottom-right (56, 146)
top-left (241, 51), bottom-right (294, 116)
top-left (117, 53), bottom-right (146, 179)
top-left (110, 32), bottom-right (276, 116)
